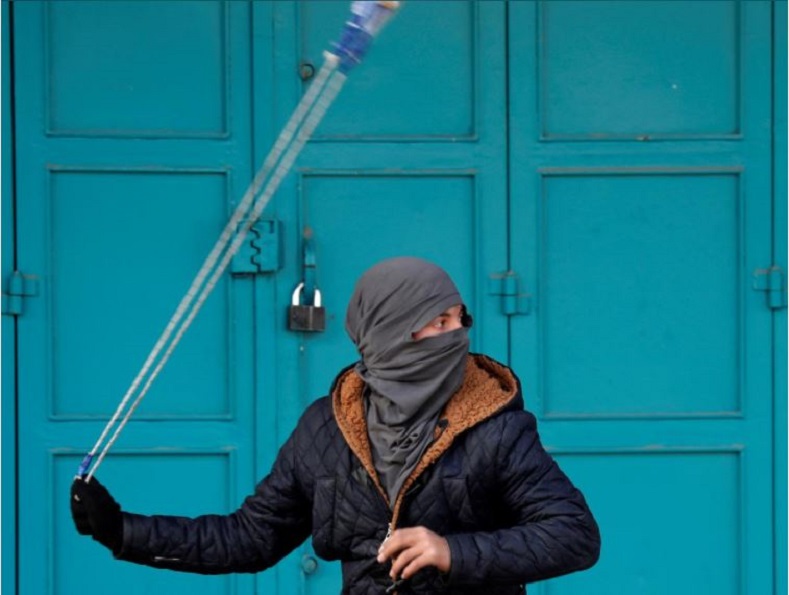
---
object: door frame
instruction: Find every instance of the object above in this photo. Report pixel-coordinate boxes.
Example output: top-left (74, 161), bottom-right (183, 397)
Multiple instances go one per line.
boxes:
top-left (772, 3), bottom-right (787, 594)
top-left (2, 2), bottom-right (18, 594)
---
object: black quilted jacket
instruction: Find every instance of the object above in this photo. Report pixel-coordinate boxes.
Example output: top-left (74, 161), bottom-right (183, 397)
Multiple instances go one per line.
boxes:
top-left (117, 355), bottom-right (600, 594)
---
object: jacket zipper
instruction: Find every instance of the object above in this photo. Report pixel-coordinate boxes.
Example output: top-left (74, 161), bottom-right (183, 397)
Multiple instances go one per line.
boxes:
top-left (385, 420), bottom-right (446, 537)
top-left (382, 484), bottom-right (416, 594)
top-left (380, 419), bottom-right (451, 592)
top-left (382, 420), bottom-right (454, 594)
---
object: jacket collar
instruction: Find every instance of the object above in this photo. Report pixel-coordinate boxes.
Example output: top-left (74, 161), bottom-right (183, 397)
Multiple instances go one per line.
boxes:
top-left (331, 353), bottom-right (520, 519)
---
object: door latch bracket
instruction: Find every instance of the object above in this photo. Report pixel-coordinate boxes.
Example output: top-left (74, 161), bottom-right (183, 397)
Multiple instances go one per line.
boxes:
top-left (2, 271), bottom-right (40, 317)
top-left (753, 266), bottom-right (787, 310)
top-left (231, 219), bottom-right (282, 275)
top-left (488, 272), bottom-right (531, 316)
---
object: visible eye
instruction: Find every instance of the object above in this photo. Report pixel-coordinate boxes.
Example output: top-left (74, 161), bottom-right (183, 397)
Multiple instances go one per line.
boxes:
top-left (411, 305), bottom-right (465, 341)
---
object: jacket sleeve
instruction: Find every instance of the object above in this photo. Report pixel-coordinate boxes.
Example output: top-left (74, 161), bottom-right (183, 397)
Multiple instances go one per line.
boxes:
top-left (443, 411), bottom-right (601, 586)
top-left (115, 422), bottom-right (312, 574)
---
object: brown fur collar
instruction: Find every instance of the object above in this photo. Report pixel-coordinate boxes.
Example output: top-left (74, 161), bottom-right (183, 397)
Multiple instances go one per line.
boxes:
top-left (331, 354), bottom-right (519, 522)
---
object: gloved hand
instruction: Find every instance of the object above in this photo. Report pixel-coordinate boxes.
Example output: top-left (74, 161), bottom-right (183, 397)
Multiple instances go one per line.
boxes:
top-left (70, 476), bottom-right (123, 554)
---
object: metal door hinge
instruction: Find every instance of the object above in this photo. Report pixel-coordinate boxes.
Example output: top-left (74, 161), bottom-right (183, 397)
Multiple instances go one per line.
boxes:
top-left (753, 266), bottom-right (787, 310)
top-left (2, 271), bottom-right (40, 316)
top-left (488, 271), bottom-right (531, 316)
top-left (231, 219), bottom-right (282, 275)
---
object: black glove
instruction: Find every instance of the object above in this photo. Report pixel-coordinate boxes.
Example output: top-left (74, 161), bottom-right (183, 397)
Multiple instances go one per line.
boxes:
top-left (70, 476), bottom-right (123, 554)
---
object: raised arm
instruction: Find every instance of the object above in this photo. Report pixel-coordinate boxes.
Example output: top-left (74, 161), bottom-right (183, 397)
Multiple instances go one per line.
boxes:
top-left (71, 426), bottom-right (312, 575)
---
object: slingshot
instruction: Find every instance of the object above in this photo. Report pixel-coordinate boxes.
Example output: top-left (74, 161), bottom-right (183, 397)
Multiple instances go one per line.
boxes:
top-left (77, 1), bottom-right (401, 481)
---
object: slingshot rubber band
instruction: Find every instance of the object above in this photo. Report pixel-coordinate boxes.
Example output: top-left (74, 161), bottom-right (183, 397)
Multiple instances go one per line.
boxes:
top-left (78, 1), bottom-right (400, 481)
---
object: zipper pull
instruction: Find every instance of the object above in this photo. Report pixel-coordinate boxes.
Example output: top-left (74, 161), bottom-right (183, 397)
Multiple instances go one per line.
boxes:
top-left (378, 522), bottom-right (393, 557)
top-left (385, 577), bottom-right (406, 594)
top-left (380, 522), bottom-right (403, 594)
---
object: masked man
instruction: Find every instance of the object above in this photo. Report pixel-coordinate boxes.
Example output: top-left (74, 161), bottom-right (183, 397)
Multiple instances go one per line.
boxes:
top-left (72, 257), bottom-right (600, 594)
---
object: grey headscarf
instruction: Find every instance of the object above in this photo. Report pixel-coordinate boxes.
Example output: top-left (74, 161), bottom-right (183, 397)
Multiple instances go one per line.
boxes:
top-left (345, 257), bottom-right (470, 506)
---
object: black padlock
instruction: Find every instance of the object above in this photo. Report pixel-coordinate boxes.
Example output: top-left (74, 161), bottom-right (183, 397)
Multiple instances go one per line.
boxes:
top-left (289, 282), bottom-right (326, 332)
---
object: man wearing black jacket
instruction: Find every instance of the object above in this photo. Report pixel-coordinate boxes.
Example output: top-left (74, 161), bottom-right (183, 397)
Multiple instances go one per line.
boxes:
top-left (71, 257), bottom-right (600, 594)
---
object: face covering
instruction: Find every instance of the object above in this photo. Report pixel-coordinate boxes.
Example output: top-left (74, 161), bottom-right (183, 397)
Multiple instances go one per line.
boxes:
top-left (345, 257), bottom-right (470, 506)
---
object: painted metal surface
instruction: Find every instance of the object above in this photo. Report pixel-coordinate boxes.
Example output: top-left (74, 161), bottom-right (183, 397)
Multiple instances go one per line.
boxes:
top-left (12, 2), bottom-right (258, 594)
top-left (772, 3), bottom-right (788, 594)
top-left (2, 2), bottom-right (18, 594)
top-left (5, 1), bottom-right (784, 595)
top-left (509, 2), bottom-right (777, 595)
top-left (264, 3), bottom-right (507, 590)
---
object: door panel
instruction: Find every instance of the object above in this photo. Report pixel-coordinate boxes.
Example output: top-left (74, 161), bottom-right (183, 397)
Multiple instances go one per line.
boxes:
top-left (551, 451), bottom-right (741, 595)
top-left (48, 170), bottom-right (235, 418)
top-left (53, 453), bottom-right (237, 595)
top-left (297, 173), bottom-right (482, 401)
top-left (282, 171), bottom-right (499, 593)
top-left (45, 1), bottom-right (228, 137)
top-left (265, 2), bottom-right (507, 592)
top-left (539, 172), bottom-right (741, 416)
top-left (299, 0), bottom-right (476, 139)
top-left (509, 2), bottom-right (774, 595)
top-left (540, 0), bottom-right (740, 138)
top-left (14, 2), bottom-right (258, 594)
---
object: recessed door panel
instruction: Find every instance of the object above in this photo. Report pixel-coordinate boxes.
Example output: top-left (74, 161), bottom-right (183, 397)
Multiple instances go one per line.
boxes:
top-left (298, 1), bottom-right (476, 139)
top-left (547, 451), bottom-right (741, 595)
top-left (540, 172), bottom-right (741, 417)
top-left (14, 3), bottom-right (257, 594)
top-left (510, 3), bottom-right (774, 595)
top-left (49, 170), bottom-right (233, 418)
top-left (46, 0), bottom-right (228, 136)
top-left (540, 0), bottom-right (740, 138)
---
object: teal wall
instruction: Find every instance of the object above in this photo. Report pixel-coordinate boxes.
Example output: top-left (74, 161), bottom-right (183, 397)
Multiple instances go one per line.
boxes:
top-left (2, 1), bottom-right (786, 594)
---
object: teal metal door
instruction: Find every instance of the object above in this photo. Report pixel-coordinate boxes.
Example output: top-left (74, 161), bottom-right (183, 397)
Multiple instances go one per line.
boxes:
top-left (257, 2), bottom-right (509, 592)
top-left (12, 2), bottom-right (260, 594)
top-left (9, 2), bottom-right (509, 594)
top-left (6, 2), bottom-right (783, 595)
top-left (508, 2), bottom-right (777, 595)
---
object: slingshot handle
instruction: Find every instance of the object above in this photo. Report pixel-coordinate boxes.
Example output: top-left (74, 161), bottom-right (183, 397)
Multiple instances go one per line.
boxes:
top-left (75, 453), bottom-right (94, 479)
